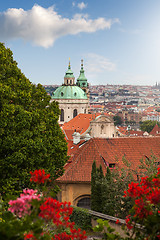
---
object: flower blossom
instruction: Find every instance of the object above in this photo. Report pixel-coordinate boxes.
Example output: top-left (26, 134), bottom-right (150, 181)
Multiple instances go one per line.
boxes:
top-left (30, 169), bottom-right (50, 184)
top-left (8, 189), bottom-right (41, 217)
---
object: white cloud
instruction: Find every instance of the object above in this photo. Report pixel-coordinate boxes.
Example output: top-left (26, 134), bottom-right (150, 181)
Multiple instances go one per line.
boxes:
top-left (82, 53), bottom-right (116, 85)
top-left (77, 2), bottom-right (87, 10)
top-left (0, 5), bottom-right (119, 48)
top-left (119, 27), bottom-right (141, 35)
top-left (85, 53), bottom-right (116, 73)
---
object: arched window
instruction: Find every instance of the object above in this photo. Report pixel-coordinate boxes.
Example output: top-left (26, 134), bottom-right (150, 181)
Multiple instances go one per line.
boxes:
top-left (77, 197), bottom-right (91, 209)
top-left (73, 109), bottom-right (77, 118)
top-left (60, 109), bottom-right (64, 121)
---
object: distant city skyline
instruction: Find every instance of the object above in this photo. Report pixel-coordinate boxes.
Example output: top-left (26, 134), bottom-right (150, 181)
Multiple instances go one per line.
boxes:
top-left (0, 0), bottom-right (160, 86)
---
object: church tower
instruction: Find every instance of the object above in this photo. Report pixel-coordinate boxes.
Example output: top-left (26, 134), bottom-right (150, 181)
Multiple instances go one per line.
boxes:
top-left (64, 59), bottom-right (75, 86)
top-left (76, 60), bottom-right (89, 98)
top-left (51, 60), bottom-right (88, 124)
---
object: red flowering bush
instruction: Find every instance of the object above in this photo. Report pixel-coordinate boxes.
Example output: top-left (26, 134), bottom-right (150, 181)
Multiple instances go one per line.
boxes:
top-left (30, 169), bottom-right (51, 184)
top-left (94, 168), bottom-right (160, 240)
top-left (124, 167), bottom-right (160, 239)
top-left (0, 169), bottom-right (87, 240)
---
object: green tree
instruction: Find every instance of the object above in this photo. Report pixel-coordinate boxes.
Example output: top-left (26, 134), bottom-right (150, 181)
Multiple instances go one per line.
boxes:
top-left (91, 161), bottom-right (97, 211)
top-left (91, 162), bottom-right (104, 212)
top-left (140, 120), bottom-right (160, 133)
top-left (102, 167), bottom-right (116, 216)
top-left (0, 43), bottom-right (68, 198)
top-left (113, 115), bottom-right (122, 126)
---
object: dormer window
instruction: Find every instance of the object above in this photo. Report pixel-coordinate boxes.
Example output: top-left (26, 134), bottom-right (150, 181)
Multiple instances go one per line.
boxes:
top-left (109, 163), bottom-right (115, 168)
top-left (61, 92), bottom-right (64, 96)
top-left (74, 92), bottom-right (77, 96)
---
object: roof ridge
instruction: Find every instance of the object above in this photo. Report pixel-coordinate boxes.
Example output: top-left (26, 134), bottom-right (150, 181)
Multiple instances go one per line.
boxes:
top-left (61, 128), bottom-right (68, 140)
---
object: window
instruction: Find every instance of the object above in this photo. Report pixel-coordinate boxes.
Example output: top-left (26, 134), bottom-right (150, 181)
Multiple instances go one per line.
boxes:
top-left (73, 109), bottom-right (77, 118)
top-left (77, 197), bottom-right (91, 209)
top-left (74, 92), bottom-right (77, 96)
top-left (84, 109), bottom-right (86, 114)
top-left (60, 109), bottom-right (64, 121)
top-left (61, 92), bottom-right (64, 96)
top-left (101, 124), bottom-right (104, 134)
top-left (109, 163), bottom-right (115, 168)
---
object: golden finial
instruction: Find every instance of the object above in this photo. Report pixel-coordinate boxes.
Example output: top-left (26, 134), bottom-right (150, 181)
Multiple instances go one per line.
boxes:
top-left (81, 59), bottom-right (83, 66)
top-left (81, 59), bottom-right (84, 69)
top-left (69, 58), bottom-right (71, 68)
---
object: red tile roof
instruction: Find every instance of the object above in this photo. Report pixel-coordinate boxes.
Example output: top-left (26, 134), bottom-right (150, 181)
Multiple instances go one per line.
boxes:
top-left (62, 114), bottom-right (94, 136)
top-left (62, 129), bottom-right (81, 140)
top-left (57, 137), bottom-right (160, 183)
top-left (66, 140), bottom-right (86, 156)
top-left (129, 130), bottom-right (144, 136)
top-left (150, 124), bottom-right (160, 136)
top-left (62, 113), bottom-right (112, 139)
top-left (117, 126), bottom-right (128, 135)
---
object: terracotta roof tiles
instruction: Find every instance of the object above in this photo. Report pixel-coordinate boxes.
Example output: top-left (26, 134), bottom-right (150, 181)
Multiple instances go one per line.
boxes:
top-left (57, 137), bottom-right (160, 183)
top-left (150, 124), bottom-right (160, 136)
top-left (62, 114), bottom-right (94, 136)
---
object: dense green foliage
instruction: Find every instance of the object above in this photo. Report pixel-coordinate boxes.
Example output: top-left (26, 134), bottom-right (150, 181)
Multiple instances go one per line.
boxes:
top-left (91, 162), bottom-right (133, 218)
top-left (101, 167), bottom-right (116, 216)
top-left (140, 120), bottom-right (160, 133)
top-left (0, 43), bottom-right (68, 198)
top-left (70, 206), bottom-right (92, 230)
top-left (44, 86), bottom-right (58, 96)
top-left (91, 161), bottom-right (104, 212)
top-left (91, 155), bottom-right (159, 219)
top-left (113, 115), bottom-right (122, 126)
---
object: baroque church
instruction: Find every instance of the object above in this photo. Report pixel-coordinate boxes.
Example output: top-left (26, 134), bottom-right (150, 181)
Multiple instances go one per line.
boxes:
top-left (50, 60), bottom-right (160, 209)
top-left (51, 60), bottom-right (89, 124)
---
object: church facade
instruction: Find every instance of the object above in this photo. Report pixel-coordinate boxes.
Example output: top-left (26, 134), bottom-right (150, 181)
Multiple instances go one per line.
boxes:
top-left (51, 60), bottom-right (89, 124)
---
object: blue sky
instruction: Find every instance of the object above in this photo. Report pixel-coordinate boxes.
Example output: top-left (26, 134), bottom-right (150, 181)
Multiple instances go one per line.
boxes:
top-left (0, 0), bottom-right (160, 86)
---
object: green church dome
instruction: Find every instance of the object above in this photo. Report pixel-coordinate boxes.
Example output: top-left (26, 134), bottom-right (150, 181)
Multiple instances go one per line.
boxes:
top-left (52, 85), bottom-right (88, 100)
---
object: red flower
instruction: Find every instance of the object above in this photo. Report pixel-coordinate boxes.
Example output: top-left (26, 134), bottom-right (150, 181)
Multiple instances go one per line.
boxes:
top-left (157, 234), bottom-right (160, 240)
top-left (24, 232), bottom-right (37, 240)
top-left (116, 219), bottom-right (120, 224)
top-left (39, 198), bottom-right (73, 228)
top-left (125, 215), bottom-right (133, 230)
top-left (30, 169), bottom-right (50, 184)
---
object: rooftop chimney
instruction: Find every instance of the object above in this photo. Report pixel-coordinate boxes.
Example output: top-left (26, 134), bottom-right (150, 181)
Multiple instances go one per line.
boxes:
top-left (72, 131), bottom-right (81, 144)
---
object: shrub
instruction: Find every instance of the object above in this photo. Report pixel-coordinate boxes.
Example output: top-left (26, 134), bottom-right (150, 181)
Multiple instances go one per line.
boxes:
top-left (70, 206), bottom-right (92, 230)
